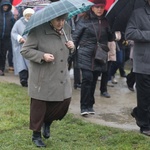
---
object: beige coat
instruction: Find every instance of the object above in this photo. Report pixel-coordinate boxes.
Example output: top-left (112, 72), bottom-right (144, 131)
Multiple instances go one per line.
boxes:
top-left (108, 41), bottom-right (116, 61)
top-left (21, 22), bottom-right (72, 102)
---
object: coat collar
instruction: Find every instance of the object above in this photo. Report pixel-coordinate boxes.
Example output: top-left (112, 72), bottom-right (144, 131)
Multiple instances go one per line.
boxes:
top-left (43, 22), bottom-right (58, 35)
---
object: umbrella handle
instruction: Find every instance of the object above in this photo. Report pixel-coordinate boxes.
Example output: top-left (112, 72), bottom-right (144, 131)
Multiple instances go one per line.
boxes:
top-left (62, 29), bottom-right (69, 42)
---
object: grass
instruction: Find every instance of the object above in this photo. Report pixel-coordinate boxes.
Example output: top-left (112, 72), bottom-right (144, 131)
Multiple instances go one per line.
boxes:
top-left (0, 82), bottom-right (150, 150)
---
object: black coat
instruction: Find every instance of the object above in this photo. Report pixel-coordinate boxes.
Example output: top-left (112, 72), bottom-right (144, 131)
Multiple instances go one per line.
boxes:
top-left (0, 0), bottom-right (14, 39)
top-left (72, 10), bottom-right (113, 72)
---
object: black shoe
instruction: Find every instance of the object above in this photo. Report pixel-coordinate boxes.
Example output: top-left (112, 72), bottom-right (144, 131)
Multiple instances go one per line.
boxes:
top-left (42, 123), bottom-right (50, 139)
top-left (101, 92), bottom-right (111, 98)
top-left (140, 129), bottom-right (150, 136)
top-left (81, 109), bottom-right (88, 116)
top-left (131, 108), bottom-right (141, 127)
top-left (74, 84), bottom-right (81, 89)
top-left (128, 86), bottom-right (134, 91)
top-left (120, 73), bottom-right (127, 77)
top-left (88, 107), bottom-right (95, 115)
top-left (32, 132), bottom-right (46, 147)
top-left (20, 79), bottom-right (28, 87)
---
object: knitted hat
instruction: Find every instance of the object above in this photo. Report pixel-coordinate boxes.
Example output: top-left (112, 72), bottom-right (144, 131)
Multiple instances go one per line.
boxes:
top-left (23, 8), bottom-right (35, 17)
top-left (89, 0), bottom-right (106, 6)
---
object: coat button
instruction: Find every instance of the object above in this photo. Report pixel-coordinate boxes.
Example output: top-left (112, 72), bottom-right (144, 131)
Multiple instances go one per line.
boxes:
top-left (60, 81), bottom-right (63, 84)
top-left (60, 48), bottom-right (63, 51)
top-left (61, 60), bottom-right (63, 62)
top-left (61, 70), bottom-right (63, 73)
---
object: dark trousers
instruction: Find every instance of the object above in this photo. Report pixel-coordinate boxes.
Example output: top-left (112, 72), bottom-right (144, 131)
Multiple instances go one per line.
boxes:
top-left (0, 38), bottom-right (12, 71)
top-left (110, 50), bottom-right (124, 78)
top-left (133, 73), bottom-right (150, 130)
top-left (73, 67), bottom-right (81, 85)
top-left (100, 61), bottom-right (112, 93)
top-left (80, 69), bottom-right (100, 110)
top-left (19, 70), bottom-right (28, 82)
top-left (7, 46), bottom-right (13, 67)
top-left (30, 98), bottom-right (71, 132)
top-left (126, 68), bottom-right (135, 88)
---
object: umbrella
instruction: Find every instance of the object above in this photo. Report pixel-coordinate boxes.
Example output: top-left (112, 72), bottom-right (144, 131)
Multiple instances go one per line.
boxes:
top-left (23, 0), bottom-right (93, 35)
top-left (17, 0), bottom-right (50, 7)
top-left (68, 0), bottom-right (115, 20)
top-left (105, 0), bottom-right (115, 11)
top-left (12, 0), bottom-right (22, 6)
top-left (106, 0), bottom-right (146, 32)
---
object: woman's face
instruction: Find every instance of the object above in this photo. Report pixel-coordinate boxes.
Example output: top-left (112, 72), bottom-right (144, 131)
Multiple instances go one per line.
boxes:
top-left (91, 5), bottom-right (105, 17)
top-left (25, 13), bottom-right (33, 21)
top-left (51, 18), bottom-right (65, 30)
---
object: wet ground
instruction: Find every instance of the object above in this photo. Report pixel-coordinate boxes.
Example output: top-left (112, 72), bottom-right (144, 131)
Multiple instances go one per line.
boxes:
top-left (0, 68), bottom-right (139, 132)
top-left (69, 69), bottom-right (138, 131)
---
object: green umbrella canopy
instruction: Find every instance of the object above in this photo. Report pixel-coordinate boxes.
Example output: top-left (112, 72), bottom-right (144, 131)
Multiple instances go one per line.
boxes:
top-left (23, 0), bottom-right (93, 35)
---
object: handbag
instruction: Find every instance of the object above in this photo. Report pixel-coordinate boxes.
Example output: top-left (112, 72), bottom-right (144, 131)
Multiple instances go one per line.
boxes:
top-left (92, 21), bottom-right (109, 64)
top-left (95, 42), bottom-right (109, 64)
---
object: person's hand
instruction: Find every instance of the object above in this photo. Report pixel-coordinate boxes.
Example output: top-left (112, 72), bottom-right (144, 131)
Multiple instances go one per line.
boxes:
top-left (65, 41), bottom-right (75, 50)
top-left (115, 31), bottom-right (121, 41)
top-left (43, 53), bottom-right (55, 62)
top-left (19, 38), bottom-right (26, 44)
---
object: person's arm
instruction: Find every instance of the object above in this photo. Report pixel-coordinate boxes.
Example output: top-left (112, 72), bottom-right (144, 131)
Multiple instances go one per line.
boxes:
top-left (125, 10), bottom-right (150, 42)
top-left (20, 28), bottom-right (45, 64)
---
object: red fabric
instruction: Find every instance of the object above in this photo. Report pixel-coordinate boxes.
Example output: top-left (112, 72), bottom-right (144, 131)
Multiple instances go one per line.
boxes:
top-left (89, 0), bottom-right (115, 10)
top-left (105, 0), bottom-right (115, 10)
top-left (12, 0), bottom-right (22, 6)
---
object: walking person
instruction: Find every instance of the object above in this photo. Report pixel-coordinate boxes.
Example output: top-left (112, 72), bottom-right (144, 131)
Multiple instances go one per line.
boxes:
top-left (100, 41), bottom-right (116, 98)
top-left (11, 8), bottom-right (35, 87)
top-left (126, 40), bottom-right (135, 91)
top-left (68, 15), bottom-right (81, 89)
top-left (72, 0), bottom-right (114, 116)
top-left (21, 13), bottom-right (75, 147)
top-left (0, 0), bottom-right (14, 75)
top-left (125, 0), bottom-right (150, 136)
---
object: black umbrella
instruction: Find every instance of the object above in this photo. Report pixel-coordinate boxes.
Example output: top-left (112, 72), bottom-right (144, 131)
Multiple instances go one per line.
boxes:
top-left (106, 0), bottom-right (146, 32)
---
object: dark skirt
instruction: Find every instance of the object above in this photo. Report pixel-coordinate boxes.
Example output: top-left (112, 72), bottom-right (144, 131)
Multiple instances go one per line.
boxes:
top-left (30, 98), bottom-right (71, 132)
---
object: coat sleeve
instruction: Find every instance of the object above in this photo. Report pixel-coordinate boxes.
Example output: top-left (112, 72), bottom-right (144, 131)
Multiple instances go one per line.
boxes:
top-left (11, 20), bottom-right (22, 43)
top-left (125, 10), bottom-right (150, 42)
top-left (20, 28), bottom-right (45, 64)
top-left (72, 18), bottom-right (86, 48)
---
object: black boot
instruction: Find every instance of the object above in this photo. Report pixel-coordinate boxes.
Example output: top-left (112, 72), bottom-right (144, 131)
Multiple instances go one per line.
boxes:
top-left (42, 122), bottom-right (51, 139)
top-left (32, 131), bottom-right (46, 147)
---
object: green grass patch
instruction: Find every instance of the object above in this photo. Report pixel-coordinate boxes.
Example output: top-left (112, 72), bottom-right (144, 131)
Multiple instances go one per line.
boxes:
top-left (0, 82), bottom-right (150, 150)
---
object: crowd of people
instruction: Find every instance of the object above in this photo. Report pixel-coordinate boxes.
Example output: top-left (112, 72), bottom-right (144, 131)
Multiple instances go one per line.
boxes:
top-left (1, 0), bottom-right (150, 148)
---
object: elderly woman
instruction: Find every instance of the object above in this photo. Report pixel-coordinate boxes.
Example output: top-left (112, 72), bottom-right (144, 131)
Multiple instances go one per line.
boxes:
top-left (21, 13), bottom-right (75, 147)
top-left (72, 0), bottom-right (114, 116)
top-left (11, 8), bottom-right (35, 87)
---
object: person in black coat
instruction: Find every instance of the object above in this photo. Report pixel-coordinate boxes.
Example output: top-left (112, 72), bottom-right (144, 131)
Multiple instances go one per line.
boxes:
top-left (72, 0), bottom-right (113, 116)
top-left (0, 0), bottom-right (14, 75)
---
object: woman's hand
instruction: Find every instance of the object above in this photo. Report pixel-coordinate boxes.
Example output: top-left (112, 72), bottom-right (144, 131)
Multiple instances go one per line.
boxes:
top-left (19, 38), bottom-right (26, 44)
top-left (65, 41), bottom-right (75, 50)
top-left (43, 53), bottom-right (55, 62)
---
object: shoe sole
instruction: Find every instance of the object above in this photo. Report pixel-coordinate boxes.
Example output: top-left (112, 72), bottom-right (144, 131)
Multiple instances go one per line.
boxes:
top-left (101, 95), bottom-right (111, 98)
top-left (88, 112), bottom-right (95, 115)
top-left (140, 131), bottom-right (150, 136)
top-left (81, 112), bottom-right (88, 116)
